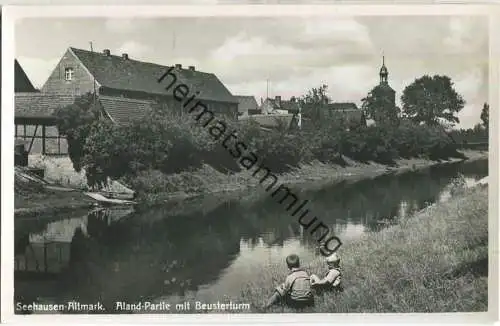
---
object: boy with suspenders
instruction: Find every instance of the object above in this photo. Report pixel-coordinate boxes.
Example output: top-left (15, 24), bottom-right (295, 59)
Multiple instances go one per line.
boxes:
top-left (264, 254), bottom-right (315, 310)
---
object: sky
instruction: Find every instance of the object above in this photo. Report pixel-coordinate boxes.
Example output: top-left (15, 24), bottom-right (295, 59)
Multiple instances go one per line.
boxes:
top-left (15, 15), bottom-right (489, 129)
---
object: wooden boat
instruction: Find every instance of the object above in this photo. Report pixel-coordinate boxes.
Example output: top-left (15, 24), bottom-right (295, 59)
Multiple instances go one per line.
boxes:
top-left (96, 191), bottom-right (135, 200)
top-left (84, 192), bottom-right (136, 205)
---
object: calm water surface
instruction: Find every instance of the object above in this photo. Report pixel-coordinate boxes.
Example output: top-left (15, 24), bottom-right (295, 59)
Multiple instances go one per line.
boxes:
top-left (14, 160), bottom-right (488, 313)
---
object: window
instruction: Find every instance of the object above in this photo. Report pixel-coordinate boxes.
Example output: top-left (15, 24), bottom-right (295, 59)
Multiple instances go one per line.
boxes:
top-left (64, 67), bottom-right (74, 81)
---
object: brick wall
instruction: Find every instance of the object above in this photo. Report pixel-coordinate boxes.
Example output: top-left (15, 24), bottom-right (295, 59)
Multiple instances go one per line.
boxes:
top-left (41, 49), bottom-right (96, 96)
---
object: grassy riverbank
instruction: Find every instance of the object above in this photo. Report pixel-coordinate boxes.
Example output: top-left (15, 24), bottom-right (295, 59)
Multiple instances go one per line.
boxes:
top-left (14, 150), bottom-right (487, 217)
top-left (240, 184), bottom-right (488, 313)
top-left (14, 188), bottom-right (95, 218)
top-left (131, 149), bottom-right (487, 207)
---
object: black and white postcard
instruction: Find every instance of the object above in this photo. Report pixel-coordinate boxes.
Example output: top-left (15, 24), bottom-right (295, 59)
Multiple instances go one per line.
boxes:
top-left (1, 4), bottom-right (498, 325)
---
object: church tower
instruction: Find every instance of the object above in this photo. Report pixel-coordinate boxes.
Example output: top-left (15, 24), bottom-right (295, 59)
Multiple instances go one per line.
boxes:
top-left (374, 55), bottom-right (395, 106)
top-left (370, 55), bottom-right (397, 124)
top-left (379, 55), bottom-right (388, 85)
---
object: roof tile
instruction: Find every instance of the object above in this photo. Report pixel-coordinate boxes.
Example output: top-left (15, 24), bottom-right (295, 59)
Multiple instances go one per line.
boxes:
top-left (70, 47), bottom-right (237, 104)
top-left (15, 93), bottom-right (77, 119)
top-left (98, 95), bottom-right (155, 125)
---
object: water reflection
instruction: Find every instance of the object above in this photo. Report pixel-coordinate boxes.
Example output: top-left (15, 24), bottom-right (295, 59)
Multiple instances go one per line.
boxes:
top-left (14, 159), bottom-right (488, 313)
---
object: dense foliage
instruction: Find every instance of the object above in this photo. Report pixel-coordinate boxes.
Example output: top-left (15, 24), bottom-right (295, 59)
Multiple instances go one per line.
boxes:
top-left (55, 86), bottom-right (465, 189)
top-left (448, 124), bottom-right (488, 145)
top-left (401, 75), bottom-right (465, 126)
top-left (54, 93), bottom-right (100, 172)
top-left (299, 84), bottom-right (331, 122)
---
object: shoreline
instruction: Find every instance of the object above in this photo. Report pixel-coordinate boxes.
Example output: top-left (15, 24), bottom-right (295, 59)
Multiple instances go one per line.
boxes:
top-left (14, 190), bottom-right (97, 219)
top-left (14, 150), bottom-right (488, 218)
top-left (241, 183), bottom-right (488, 313)
top-left (138, 182), bottom-right (488, 313)
top-left (135, 149), bottom-right (488, 207)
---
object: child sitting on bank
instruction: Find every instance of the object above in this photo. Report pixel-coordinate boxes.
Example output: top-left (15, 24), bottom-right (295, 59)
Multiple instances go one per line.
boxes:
top-left (264, 254), bottom-right (314, 310)
top-left (310, 253), bottom-right (343, 292)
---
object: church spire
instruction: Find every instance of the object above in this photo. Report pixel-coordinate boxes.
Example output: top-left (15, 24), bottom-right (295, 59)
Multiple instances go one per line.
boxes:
top-left (379, 55), bottom-right (388, 85)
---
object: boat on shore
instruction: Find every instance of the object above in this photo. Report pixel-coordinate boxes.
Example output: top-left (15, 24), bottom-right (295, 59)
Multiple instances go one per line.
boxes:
top-left (83, 192), bottom-right (136, 205)
top-left (16, 167), bottom-right (136, 206)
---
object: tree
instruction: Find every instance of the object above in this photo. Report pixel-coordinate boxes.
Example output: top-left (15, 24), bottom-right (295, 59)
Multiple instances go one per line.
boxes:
top-left (299, 84), bottom-right (330, 123)
top-left (401, 75), bottom-right (465, 126)
top-left (361, 86), bottom-right (400, 126)
top-left (53, 92), bottom-right (100, 172)
top-left (480, 102), bottom-right (489, 130)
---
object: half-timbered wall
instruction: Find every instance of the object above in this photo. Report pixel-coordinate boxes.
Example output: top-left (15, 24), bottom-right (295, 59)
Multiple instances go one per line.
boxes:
top-left (15, 123), bottom-right (68, 155)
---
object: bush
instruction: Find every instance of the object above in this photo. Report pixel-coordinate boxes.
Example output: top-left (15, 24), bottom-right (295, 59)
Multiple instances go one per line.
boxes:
top-left (68, 99), bottom-right (465, 190)
top-left (54, 93), bottom-right (100, 172)
top-left (129, 169), bottom-right (208, 196)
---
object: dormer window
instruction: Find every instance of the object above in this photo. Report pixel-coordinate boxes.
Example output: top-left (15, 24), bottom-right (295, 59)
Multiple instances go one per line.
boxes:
top-left (65, 67), bottom-right (74, 81)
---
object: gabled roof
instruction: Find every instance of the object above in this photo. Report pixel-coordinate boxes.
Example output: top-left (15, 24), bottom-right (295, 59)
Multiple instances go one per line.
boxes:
top-left (325, 102), bottom-right (359, 111)
top-left (235, 95), bottom-right (259, 113)
top-left (98, 95), bottom-right (155, 125)
top-left (15, 60), bottom-right (38, 93)
top-left (69, 47), bottom-right (237, 104)
top-left (15, 93), bottom-right (77, 119)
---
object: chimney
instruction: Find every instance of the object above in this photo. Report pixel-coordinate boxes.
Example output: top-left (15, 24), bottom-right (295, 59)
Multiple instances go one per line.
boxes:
top-left (275, 95), bottom-right (281, 107)
top-left (188, 66), bottom-right (195, 71)
top-left (175, 64), bottom-right (182, 69)
top-left (122, 53), bottom-right (129, 60)
top-left (103, 49), bottom-right (111, 56)
top-left (260, 98), bottom-right (263, 105)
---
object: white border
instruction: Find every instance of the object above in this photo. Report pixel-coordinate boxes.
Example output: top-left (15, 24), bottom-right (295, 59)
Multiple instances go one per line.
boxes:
top-left (2, 4), bottom-right (499, 325)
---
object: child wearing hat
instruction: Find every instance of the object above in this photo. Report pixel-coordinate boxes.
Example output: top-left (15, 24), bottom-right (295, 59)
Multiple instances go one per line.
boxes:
top-left (264, 254), bottom-right (314, 310)
top-left (310, 252), bottom-right (343, 292)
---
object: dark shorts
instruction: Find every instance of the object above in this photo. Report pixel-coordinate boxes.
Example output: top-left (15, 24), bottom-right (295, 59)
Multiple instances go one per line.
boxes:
top-left (285, 297), bottom-right (315, 310)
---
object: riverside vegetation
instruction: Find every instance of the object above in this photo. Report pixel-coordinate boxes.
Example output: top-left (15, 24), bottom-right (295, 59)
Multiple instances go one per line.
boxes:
top-left (51, 90), bottom-right (476, 206)
top-left (241, 182), bottom-right (488, 313)
top-left (14, 75), bottom-right (488, 313)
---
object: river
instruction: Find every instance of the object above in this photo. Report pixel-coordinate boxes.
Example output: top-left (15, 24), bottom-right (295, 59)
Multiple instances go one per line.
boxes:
top-left (14, 159), bottom-right (488, 314)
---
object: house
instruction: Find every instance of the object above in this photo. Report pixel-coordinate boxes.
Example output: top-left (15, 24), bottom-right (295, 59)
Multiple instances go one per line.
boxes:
top-left (15, 92), bottom-right (158, 155)
top-left (300, 98), bottom-right (365, 128)
top-left (14, 60), bottom-right (74, 156)
top-left (41, 47), bottom-right (239, 118)
top-left (322, 102), bottom-right (365, 126)
top-left (235, 95), bottom-right (259, 116)
top-left (15, 47), bottom-right (240, 155)
top-left (14, 54), bottom-right (165, 156)
top-left (260, 96), bottom-right (301, 115)
top-left (15, 93), bottom-right (77, 155)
